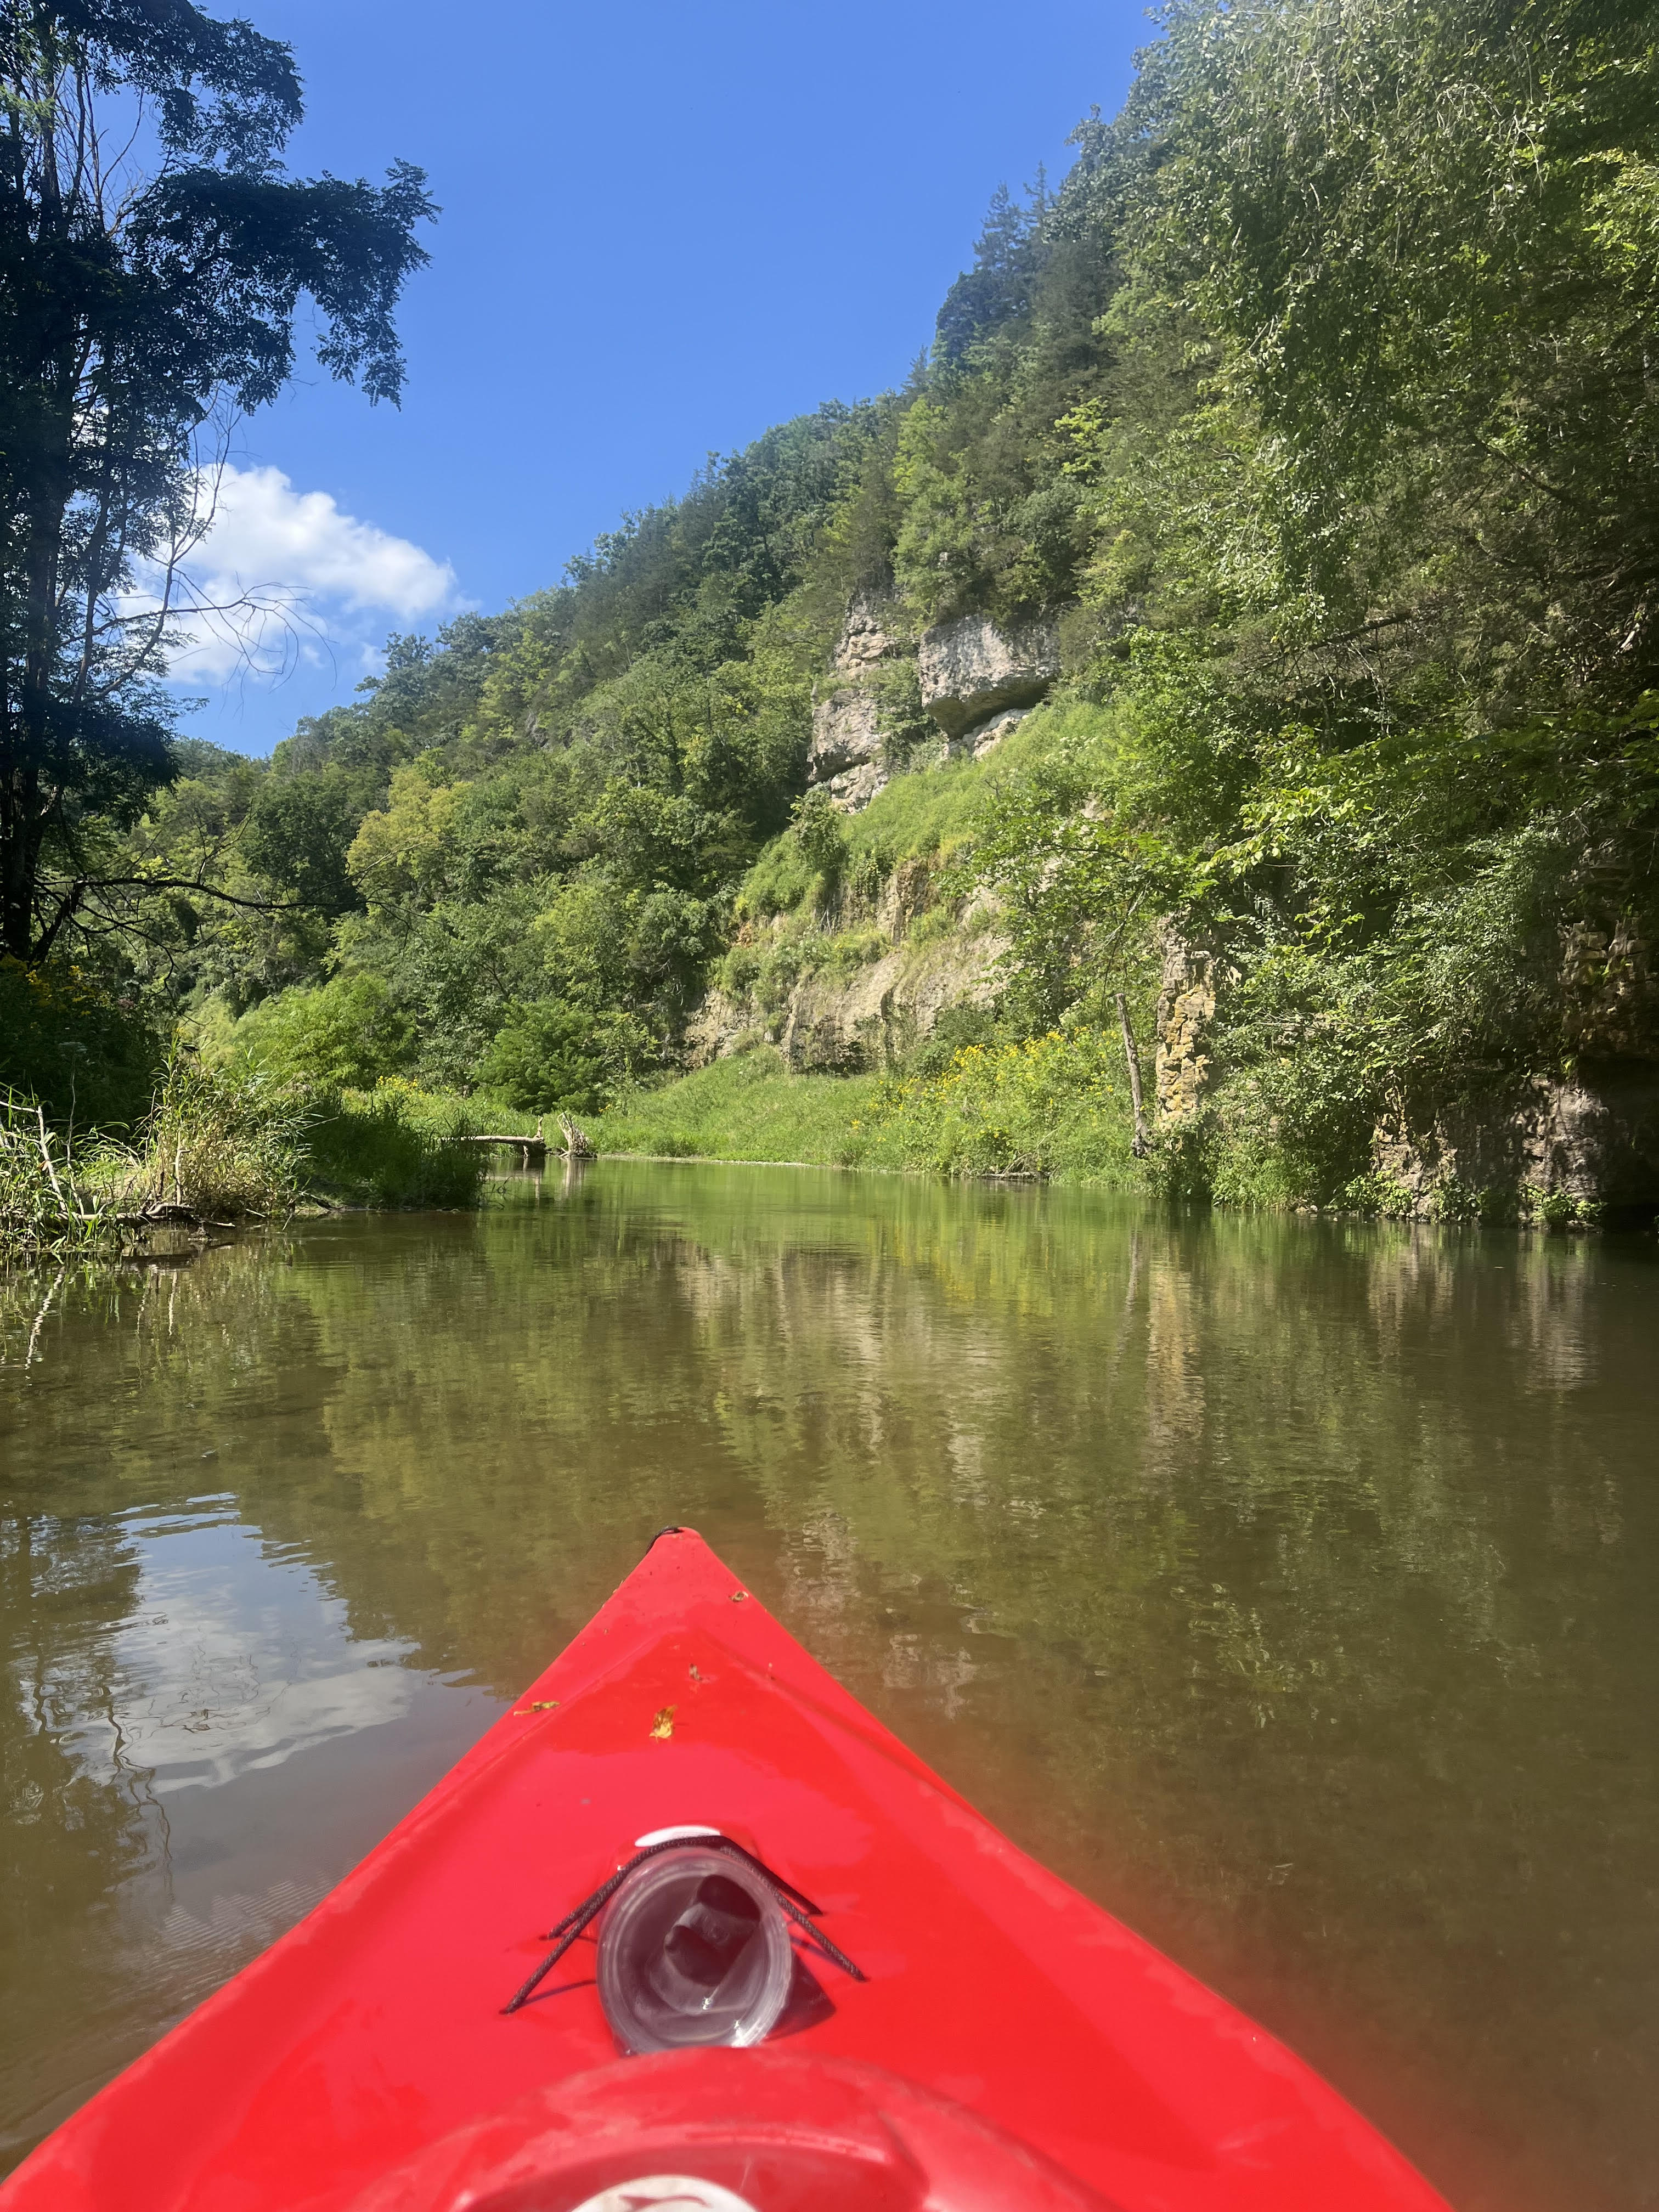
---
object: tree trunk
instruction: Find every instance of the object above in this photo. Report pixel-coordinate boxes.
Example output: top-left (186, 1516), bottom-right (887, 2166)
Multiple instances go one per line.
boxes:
top-left (1116, 992), bottom-right (1149, 1158)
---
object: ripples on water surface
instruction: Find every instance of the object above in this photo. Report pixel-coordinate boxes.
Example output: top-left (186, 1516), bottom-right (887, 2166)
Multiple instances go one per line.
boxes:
top-left (2, 1163), bottom-right (1655, 2210)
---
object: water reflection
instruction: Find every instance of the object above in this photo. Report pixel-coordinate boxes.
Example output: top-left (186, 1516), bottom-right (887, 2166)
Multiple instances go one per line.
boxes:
top-left (2, 1167), bottom-right (1655, 2212)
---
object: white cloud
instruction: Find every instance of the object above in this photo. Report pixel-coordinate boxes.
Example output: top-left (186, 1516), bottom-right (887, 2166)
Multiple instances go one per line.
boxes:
top-left (107, 1527), bottom-right (419, 1796)
top-left (191, 464), bottom-right (456, 618)
top-left (152, 463), bottom-right (461, 689)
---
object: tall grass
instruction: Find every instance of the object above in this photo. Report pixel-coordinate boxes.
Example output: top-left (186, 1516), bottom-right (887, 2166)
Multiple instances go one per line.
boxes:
top-left (591, 1050), bottom-right (884, 1164)
top-left (100, 1057), bottom-right (307, 1221)
top-left (849, 1028), bottom-right (1143, 1182)
top-left (303, 1080), bottom-right (487, 1209)
top-left (2, 1064), bottom-right (488, 1262)
top-left (589, 1025), bottom-right (1150, 1186)
top-left (0, 1096), bottom-right (117, 1256)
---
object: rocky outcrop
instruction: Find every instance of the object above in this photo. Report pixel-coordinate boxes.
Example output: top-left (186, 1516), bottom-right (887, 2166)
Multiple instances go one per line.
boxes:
top-left (805, 599), bottom-right (909, 815)
top-left (685, 858), bottom-right (1005, 1076)
top-left (832, 596), bottom-right (901, 672)
top-left (1153, 928), bottom-right (1217, 1121)
top-left (1367, 919), bottom-right (1659, 1218)
top-left (917, 613), bottom-right (1060, 740)
top-left (805, 603), bottom-right (1063, 814)
top-left (941, 705), bottom-right (1031, 763)
top-left (1560, 918), bottom-right (1658, 1059)
top-left (778, 915), bottom-right (1003, 1072)
top-left (807, 687), bottom-right (882, 785)
top-left (1373, 1064), bottom-right (1659, 1218)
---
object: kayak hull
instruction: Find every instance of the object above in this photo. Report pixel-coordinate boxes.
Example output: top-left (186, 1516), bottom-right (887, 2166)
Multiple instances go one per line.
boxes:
top-left (0, 1528), bottom-right (1451, 2212)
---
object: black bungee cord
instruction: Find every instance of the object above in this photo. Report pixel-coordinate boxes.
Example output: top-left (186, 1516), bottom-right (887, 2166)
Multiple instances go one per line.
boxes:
top-left (501, 1833), bottom-right (866, 2016)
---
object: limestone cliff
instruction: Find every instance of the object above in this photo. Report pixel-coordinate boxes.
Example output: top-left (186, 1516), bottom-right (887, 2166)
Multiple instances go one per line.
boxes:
top-left (805, 598), bottom-right (904, 812)
top-left (708, 600), bottom-right (1058, 1071)
top-left (687, 864), bottom-right (1005, 1074)
top-left (807, 603), bottom-right (1061, 816)
top-left (1153, 927), bottom-right (1217, 1122)
top-left (917, 612), bottom-right (1060, 740)
top-left (1373, 1068), bottom-right (1659, 1219)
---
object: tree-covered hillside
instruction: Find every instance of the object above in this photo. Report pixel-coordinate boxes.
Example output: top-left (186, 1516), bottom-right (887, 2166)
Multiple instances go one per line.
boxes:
top-left (10, 0), bottom-right (1659, 1214)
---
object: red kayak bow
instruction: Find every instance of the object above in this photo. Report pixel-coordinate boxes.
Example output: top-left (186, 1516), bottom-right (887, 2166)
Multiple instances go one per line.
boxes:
top-left (0, 1528), bottom-right (1452, 2212)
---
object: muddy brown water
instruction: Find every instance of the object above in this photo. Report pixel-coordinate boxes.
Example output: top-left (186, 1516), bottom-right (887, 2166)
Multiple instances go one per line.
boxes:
top-left (2, 1162), bottom-right (1655, 2209)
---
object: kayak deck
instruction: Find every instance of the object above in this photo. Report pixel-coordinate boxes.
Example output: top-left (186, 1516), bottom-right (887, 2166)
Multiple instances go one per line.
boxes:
top-left (0, 1529), bottom-right (1449, 2212)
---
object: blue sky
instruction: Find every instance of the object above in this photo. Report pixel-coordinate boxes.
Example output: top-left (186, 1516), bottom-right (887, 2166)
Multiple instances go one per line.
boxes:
top-left (180, 0), bottom-right (1147, 755)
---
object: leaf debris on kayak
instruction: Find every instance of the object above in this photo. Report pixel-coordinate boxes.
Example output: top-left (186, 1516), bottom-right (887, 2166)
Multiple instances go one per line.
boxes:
top-left (649, 1704), bottom-right (676, 1739)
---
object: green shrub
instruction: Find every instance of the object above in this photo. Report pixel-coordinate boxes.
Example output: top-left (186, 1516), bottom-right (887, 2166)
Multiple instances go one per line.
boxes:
top-left (476, 1000), bottom-right (612, 1113)
top-left (300, 1080), bottom-right (487, 1209)
top-left (820, 927), bottom-right (890, 977)
top-left (1527, 1186), bottom-right (1604, 1232)
top-left (898, 1001), bottom-right (1006, 1079)
top-left (69, 1056), bottom-right (306, 1223)
top-left (792, 788), bottom-right (848, 885)
top-left (231, 973), bottom-right (414, 1090)
top-left (850, 1025), bottom-right (1144, 1182)
top-left (735, 820), bottom-right (825, 920)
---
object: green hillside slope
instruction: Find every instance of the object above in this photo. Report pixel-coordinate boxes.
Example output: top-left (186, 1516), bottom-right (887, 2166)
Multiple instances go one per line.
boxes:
top-left (13, 0), bottom-right (1659, 1221)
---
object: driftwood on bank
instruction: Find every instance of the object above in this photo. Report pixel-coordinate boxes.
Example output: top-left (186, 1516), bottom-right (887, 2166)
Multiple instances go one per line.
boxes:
top-left (463, 1132), bottom-right (549, 1162)
top-left (555, 1113), bottom-right (594, 1158)
top-left (464, 1114), bottom-right (594, 1163)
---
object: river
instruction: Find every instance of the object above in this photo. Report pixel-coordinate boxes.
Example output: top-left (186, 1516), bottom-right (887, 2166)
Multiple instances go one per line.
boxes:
top-left (2, 1162), bottom-right (1654, 2209)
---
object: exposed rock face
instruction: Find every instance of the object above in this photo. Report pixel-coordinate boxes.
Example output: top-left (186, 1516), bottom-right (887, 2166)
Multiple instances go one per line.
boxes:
top-left (1374, 1064), bottom-right (1659, 1216)
top-left (806, 601), bottom-right (1057, 814)
top-left (942, 704), bottom-right (1030, 763)
top-left (803, 597), bottom-right (910, 815)
top-left (1154, 928), bottom-right (1217, 1121)
top-left (685, 861), bottom-right (1005, 1077)
top-left (1561, 919), bottom-right (1658, 1058)
top-left (832, 595), bottom-right (901, 673)
top-left (807, 687), bottom-right (882, 785)
top-left (917, 613), bottom-right (1060, 739)
top-left (778, 914), bottom-right (1003, 1073)
top-left (1368, 919), bottom-right (1659, 1216)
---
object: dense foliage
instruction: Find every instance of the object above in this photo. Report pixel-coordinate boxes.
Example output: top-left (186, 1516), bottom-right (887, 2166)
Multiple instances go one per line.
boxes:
top-left (9, 0), bottom-right (1658, 1208)
top-left (0, 0), bottom-right (431, 968)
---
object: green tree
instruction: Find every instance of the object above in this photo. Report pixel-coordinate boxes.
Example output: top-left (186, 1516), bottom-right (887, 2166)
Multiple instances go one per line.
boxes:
top-left (934, 177), bottom-right (1049, 363)
top-left (233, 970), bottom-right (413, 1089)
top-left (0, 0), bottom-right (434, 964)
top-left (476, 1000), bottom-right (614, 1114)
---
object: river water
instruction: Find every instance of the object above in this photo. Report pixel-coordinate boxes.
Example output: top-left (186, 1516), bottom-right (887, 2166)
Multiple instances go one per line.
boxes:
top-left (1, 1163), bottom-right (1654, 2209)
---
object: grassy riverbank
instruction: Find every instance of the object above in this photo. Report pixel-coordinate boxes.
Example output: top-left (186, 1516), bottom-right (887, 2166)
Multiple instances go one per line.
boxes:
top-left (590, 1032), bottom-right (1145, 1184)
top-left (1, 1066), bottom-right (488, 1262)
top-left (590, 1054), bottom-right (883, 1165)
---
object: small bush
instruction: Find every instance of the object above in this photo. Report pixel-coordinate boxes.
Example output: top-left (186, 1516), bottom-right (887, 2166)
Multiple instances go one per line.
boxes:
top-left (1527, 1184), bottom-right (1604, 1232)
top-left (112, 1056), bottom-right (307, 1220)
top-left (230, 974), bottom-right (414, 1090)
top-left (898, 1001), bottom-right (1005, 1079)
top-left (301, 1080), bottom-right (487, 1209)
top-left (735, 826), bottom-right (822, 919)
top-left (820, 927), bottom-right (890, 978)
top-left (476, 1000), bottom-right (612, 1113)
top-left (792, 788), bottom-right (849, 887)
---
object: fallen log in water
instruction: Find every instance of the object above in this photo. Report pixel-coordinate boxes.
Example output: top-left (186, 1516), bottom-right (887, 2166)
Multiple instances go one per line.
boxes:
top-left (461, 1133), bottom-right (549, 1160)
